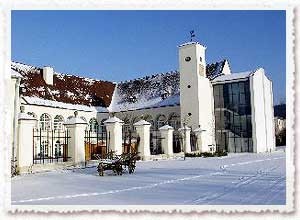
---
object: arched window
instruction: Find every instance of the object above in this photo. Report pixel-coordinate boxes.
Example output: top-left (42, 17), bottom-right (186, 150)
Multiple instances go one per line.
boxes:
top-left (39, 113), bottom-right (52, 131)
top-left (123, 117), bottom-right (131, 132)
top-left (132, 116), bottom-right (140, 125)
top-left (99, 119), bottom-right (107, 133)
top-left (143, 115), bottom-right (154, 128)
top-left (168, 113), bottom-right (181, 129)
top-left (156, 114), bottom-right (166, 129)
top-left (89, 118), bottom-right (98, 132)
top-left (54, 115), bottom-right (64, 130)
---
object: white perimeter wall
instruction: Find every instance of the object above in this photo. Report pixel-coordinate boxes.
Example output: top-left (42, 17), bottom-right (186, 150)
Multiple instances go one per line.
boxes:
top-left (250, 68), bottom-right (275, 153)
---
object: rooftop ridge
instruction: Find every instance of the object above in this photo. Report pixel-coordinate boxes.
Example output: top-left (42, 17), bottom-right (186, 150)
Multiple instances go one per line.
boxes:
top-left (11, 60), bottom-right (115, 85)
top-left (117, 70), bottom-right (179, 84)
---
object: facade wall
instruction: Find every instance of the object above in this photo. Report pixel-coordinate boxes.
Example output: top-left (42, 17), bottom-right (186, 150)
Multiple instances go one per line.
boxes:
top-left (114, 105), bottom-right (181, 130)
top-left (250, 69), bottom-right (275, 153)
top-left (263, 76), bottom-right (276, 151)
top-left (20, 102), bottom-right (180, 132)
top-left (20, 102), bottom-right (109, 130)
top-left (213, 79), bottom-right (253, 152)
top-left (198, 78), bottom-right (215, 147)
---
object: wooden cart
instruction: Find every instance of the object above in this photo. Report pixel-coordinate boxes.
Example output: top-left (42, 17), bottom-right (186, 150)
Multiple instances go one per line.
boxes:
top-left (94, 151), bottom-right (139, 176)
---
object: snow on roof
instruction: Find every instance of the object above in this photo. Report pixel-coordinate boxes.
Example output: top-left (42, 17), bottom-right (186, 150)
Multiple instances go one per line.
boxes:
top-left (149, 93), bottom-right (180, 108)
top-left (11, 69), bottom-right (23, 78)
top-left (22, 96), bottom-right (108, 112)
top-left (103, 116), bottom-right (123, 124)
top-left (178, 41), bottom-right (206, 48)
top-left (12, 61), bottom-right (115, 107)
top-left (18, 112), bottom-right (36, 120)
top-left (64, 116), bottom-right (87, 125)
top-left (133, 119), bottom-right (151, 126)
top-left (212, 71), bottom-right (252, 83)
top-left (159, 124), bottom-right (174, 130)
top-left (108, 71), bottom-right (180, 112)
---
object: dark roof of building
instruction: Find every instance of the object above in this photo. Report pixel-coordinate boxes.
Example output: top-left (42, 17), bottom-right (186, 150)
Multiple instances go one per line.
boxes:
top-left (206, 60), bottom-right (226, 79)
top-left (12, 61), bottom-right (115, 107)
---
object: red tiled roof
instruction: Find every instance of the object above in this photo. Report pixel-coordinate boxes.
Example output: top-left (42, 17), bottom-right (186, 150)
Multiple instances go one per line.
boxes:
top-left (11, 62), bottom-right (116, 107)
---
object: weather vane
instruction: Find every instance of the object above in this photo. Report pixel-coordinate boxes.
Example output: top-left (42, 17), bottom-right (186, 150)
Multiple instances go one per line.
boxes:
top-left (190, 30), bottom-right (196, 42)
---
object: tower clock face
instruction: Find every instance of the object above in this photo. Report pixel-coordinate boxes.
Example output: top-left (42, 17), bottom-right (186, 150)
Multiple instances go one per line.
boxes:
top-left (185, 56), bottom-right (191, 62)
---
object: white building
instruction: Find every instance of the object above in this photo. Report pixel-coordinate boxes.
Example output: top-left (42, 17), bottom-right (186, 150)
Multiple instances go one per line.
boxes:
top-left (10, 40), bottom-right (276, 171)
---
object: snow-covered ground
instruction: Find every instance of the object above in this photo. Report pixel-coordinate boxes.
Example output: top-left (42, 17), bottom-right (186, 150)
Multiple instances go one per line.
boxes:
top-left (11, 150), bottom-right (286, 205)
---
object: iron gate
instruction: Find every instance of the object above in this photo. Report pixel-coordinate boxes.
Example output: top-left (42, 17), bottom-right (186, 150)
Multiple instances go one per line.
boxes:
top-left (190, 130), bottom-right (198, 151)
top-left (33, 128), bottom-right (71, 164)
top-left (173, 130), bottom-right (183, 153)
top-left (84, 125), bottom-right (109, 160)
top-left (150, 129), bottom-right (163, 155)
top-left (122, 127), bottom-right (139, 153)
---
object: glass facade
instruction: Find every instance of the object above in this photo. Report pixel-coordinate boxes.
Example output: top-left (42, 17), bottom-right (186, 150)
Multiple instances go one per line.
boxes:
top-left (213, 80), bottom-right (253, 152)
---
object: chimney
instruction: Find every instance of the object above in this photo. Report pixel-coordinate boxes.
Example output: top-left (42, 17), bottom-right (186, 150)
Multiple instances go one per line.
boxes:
top-left (42, 66), bottom-right (54, 85)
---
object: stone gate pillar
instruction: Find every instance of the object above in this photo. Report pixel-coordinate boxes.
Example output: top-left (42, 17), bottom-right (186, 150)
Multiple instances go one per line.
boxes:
top-left (178, 126), bottom-right (192, 153)
top-left (133, 119), bottom-right (151, 160)
top-left (104, 116), bottom-right (123, 155)
top-left (17, 109), bottom-right (37, 173)
top-left (64, 111), bottom-right (87, 165)
top-left (159, 125), bottom-right (174, 156)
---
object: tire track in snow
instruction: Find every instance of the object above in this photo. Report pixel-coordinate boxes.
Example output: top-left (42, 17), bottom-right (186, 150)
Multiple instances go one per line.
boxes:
top-left (12, 172), bottom-right (223, 204)
top-left (12, 156), bottom-right (285, 204)
top-left (184, 163), bottom-right (283, 204)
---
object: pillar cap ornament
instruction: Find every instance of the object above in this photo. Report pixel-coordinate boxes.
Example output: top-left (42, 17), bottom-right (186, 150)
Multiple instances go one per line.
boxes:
top-left (194, 125), bottom-right (206, 133)
top-left (18, 105), bottom-right (36, 121)
top-left (159, 125), bottom-right (174, 131)
top-left (133, 119), bottom-right (151, 126)
top-left (178, 126), bottom-right (191, 132)
top-left (20, 105), bottom-right (25, 113)
top-left (64, 115), bottom-right (87, 125)
top-left (104, 116), bottom-right (124, 124)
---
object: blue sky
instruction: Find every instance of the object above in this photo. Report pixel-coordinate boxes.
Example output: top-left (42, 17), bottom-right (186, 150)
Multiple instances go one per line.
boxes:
top-left (12, 10), bottom-right (286, 104)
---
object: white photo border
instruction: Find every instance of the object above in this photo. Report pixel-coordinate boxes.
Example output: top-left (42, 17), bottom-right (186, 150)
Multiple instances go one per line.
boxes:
top-left (1, 0), bottom-right (295, 214)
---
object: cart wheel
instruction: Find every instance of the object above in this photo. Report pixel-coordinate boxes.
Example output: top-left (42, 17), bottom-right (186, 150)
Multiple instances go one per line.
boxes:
top-left (118, 164), bottom-right (123, 175)
top-left (128, 164), bottom-right (135, 174)
top-left (97, 164), bottom-right (104, 176)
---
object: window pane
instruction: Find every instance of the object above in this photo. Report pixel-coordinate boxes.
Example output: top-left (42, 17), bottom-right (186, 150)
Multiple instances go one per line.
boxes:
top-left (232, 83), bottom-right (239, 95)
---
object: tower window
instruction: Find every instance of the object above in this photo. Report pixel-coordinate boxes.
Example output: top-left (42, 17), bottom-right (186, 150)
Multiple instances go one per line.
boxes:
top-left (187, 85), bottom-right (191, 88)
top-left (200, 57), bottom-right (202, 62)
top-left (185, 57), bottom-right (191, 62)
top-left (188, 113), bottom-right (192, 116)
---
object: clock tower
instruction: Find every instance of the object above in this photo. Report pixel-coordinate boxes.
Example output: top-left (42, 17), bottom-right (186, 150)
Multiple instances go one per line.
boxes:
top-left (178, 41), bottom-right (214, 152)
